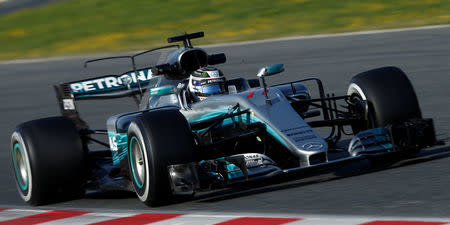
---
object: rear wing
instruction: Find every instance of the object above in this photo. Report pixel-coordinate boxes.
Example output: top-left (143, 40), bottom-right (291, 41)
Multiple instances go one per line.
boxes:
top-left (54, 45), bottom-right (179, 129)
top-left (54, 67), bottom-right (159, 129)
top-left (57, 67), bottom-right (155, 100)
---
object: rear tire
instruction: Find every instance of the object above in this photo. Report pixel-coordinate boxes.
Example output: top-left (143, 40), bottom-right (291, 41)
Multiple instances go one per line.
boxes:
top-left (11, 117), bottom-right (86, 206)
top-left (127, 108), bottom-right (194, 206)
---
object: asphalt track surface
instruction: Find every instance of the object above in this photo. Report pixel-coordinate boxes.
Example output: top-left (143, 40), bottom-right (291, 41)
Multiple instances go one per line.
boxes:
top-left (0, 26), bottom-right (449, 217)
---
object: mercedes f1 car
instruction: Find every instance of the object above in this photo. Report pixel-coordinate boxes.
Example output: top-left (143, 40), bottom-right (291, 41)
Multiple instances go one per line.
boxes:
top-left (11, 32), bottom-right (440, 206)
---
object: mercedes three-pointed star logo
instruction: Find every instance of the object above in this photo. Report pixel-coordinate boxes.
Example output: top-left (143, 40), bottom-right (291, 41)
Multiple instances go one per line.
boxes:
top-left (301, 142), bottom-right (324, 150)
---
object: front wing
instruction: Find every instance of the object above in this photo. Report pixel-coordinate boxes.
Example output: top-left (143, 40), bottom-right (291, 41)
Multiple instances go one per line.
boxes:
top-left (167, 118), bottom-right (438, 195)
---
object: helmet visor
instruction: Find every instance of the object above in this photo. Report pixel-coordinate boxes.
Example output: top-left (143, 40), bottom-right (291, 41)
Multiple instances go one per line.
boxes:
top-left (201, 84), bottom-right (222, 95)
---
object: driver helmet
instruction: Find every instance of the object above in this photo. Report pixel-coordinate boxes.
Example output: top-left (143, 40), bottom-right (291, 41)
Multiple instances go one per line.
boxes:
top-left (188, 67), bottom-right (226, 100)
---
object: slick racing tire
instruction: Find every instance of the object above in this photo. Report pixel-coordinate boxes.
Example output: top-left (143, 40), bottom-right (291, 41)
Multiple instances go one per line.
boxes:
top-left (11, 117), bottom-right (86, 206)
top-left (347, 66), bottom-right (421, 132)
top-left (127, 107), bottom-right (194, 206)
top-left (347, 66), bottom-right (422, 156)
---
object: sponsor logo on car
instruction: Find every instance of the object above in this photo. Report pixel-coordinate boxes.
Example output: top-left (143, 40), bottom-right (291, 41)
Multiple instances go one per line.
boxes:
top-left (301, 142), bottom-right (324, 150)
top-left (69, 69), bottom-right (154, 95)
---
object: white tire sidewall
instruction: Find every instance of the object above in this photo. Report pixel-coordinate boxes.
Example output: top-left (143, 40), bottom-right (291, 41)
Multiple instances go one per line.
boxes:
top-left (347, 83), bottom-right (367, 100)
top-left (128, 122), bottom-right (151, 202)
top-left (11, 131), bottom-right (33, 202)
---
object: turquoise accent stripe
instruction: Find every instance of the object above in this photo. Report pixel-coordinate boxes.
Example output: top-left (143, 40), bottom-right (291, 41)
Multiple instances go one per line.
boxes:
top-left (129, 137), bottom-right (144, 188)
top-left (226, 162), bottom-right (244, 179)
top-left (190, 108), bottom-right (289, 149)
top-left (109, 132), bottom-right (128, 165)
top-left (225, 114), bottom-right (289, 149)
top-left (373, 127), bottom-right (395, 152)
top-left (190, 110), bottom-right (228, 123)
top-left (149, 86), bottom-right (175, 96)
top-left (13, 143), bottom-right (28, 191)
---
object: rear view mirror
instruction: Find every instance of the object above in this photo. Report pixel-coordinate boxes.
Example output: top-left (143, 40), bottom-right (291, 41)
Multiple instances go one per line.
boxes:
top-left (257, 64), bottom-right (284, 77)
top-left (149, 85), bottom-right (177, 97)
top-left (256, 64), bottom-right (285, 105)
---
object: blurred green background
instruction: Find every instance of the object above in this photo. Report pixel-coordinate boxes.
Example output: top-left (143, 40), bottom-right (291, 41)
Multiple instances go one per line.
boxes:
top-left (1, 0), bottom-right (449, 60)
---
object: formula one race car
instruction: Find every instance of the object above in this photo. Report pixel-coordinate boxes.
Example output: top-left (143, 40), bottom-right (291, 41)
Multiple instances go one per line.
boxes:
top-left (11, 32), bottom-right (440, 206)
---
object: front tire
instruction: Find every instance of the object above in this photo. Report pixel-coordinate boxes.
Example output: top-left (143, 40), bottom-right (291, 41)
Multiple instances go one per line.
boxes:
top-left (347, 66), bottom-right (423, 156)
top-left (11, 117), bottom-right (86, 205)
top-left (127, 108), bottom-right (194, 206)
top-left (348, 66), bottom-right (422, 132)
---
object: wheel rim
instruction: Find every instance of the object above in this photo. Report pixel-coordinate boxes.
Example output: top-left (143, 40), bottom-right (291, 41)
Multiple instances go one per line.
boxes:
top-left (130, 136), bottom-right (145, 188)
top-left (13, 143), bottom-right (28, 191)
top-left (350, 94), bottom-right (376, 132)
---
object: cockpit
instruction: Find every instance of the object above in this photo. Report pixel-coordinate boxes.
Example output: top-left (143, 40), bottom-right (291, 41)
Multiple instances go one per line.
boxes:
top-left (139, 76), bottom-right (254, 111)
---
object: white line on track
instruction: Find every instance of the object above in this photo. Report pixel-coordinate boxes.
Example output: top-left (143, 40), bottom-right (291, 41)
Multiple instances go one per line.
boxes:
top-left (203, 24), bottom-right (450, 48)
top-left (1, 24), bottom-right (450, 65)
